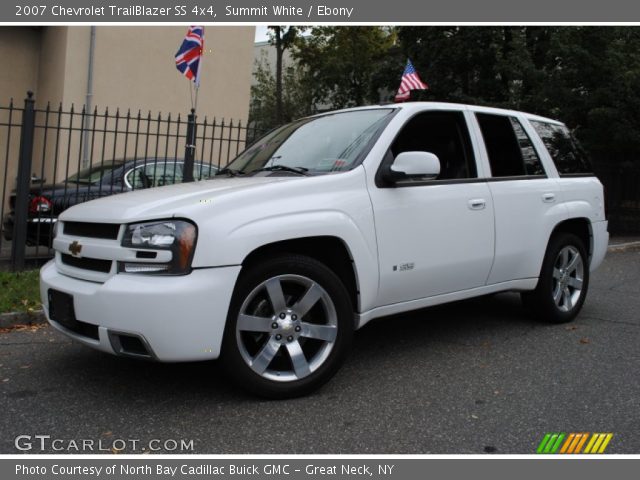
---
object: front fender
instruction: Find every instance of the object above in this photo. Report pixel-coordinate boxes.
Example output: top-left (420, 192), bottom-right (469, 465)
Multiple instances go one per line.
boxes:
top-left (195, 209), bottom-right (380, 314)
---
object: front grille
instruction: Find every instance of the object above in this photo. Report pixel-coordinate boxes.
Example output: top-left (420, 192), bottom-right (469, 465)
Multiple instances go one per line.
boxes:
top-left (61, 254), bottom-right (112, 273)
top-left (64, 221), bottom-right (120, 240)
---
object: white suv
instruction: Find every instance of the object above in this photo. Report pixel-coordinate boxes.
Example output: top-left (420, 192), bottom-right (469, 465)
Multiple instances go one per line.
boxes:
top-left (40, 103), bottom-right (608, 397)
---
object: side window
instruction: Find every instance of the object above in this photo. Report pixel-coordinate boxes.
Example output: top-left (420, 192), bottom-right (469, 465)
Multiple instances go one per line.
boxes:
top-left (390, 111), bottom-right (477, 180)
top-left (194, 163), bottom-right (217, 180)
top-left (476, 113), bottom-right (545, 177)
top-left (510, 118), bottom-right (545, 175)
top-left (530, 121), bottom-right (592, 175)
top-left (125, 162), bottom-right (183, 189)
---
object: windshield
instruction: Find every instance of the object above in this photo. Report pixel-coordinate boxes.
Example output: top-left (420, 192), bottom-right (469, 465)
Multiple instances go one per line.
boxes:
top-left (67, 161), bottom-right (124, 184)
top-left (226, 109), bottom-right (394, 174)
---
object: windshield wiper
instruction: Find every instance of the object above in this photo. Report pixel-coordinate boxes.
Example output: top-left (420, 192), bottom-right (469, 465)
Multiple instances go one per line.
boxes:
top-left (250, 165), bottom-right (309, 176)
top-left (215, 167), bottom-right (246, 177)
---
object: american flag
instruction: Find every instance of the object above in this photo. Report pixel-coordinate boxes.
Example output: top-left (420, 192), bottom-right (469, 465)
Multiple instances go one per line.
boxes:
top-left (395, 59), bottom-right (428, 102)
top-left (175, 26), bottom-right (204, 86)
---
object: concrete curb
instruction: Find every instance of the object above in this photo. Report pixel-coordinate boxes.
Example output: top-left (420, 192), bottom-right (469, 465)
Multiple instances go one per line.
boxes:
top-left (607, 240), bottom-right (640, 253)
top-left (0, 240), bottom-right (638, 330)
top-left (0, 310), bottom-right (46, 329)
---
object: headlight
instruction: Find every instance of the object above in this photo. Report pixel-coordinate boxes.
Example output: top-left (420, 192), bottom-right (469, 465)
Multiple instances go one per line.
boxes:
top-left (120, 219), bottom-right (197, 275)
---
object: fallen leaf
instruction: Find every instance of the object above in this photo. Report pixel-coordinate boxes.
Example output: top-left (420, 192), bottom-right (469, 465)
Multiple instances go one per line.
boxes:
top-left (579, 338), bottom-right (590, 344)
top-left (0, 323), bottom-right (48, 334)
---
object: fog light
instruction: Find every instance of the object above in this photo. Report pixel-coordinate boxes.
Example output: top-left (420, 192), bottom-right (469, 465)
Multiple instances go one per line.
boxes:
top-left (121, 262), bottom-right (170, 273)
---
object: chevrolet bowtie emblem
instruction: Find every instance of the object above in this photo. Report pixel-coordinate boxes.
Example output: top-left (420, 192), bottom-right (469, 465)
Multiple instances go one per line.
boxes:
top-left (68, 240), bottom-right (82, 256)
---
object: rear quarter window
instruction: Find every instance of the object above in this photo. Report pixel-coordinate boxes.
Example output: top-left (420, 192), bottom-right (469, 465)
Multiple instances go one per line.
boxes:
top-left (530, 120), bottom-right (593, 175)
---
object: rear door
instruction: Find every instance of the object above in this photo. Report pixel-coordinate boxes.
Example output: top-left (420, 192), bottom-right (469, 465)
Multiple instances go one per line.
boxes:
top-left (367, 109), bottom-right (495, 306)
top-left (470, 111), bottom-right (565, 284)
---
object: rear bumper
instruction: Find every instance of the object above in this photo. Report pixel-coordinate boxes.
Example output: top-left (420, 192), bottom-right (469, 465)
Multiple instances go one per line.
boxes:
top-left (3, 213), bottom-right (56, 245)
top-left (40, 260), bottom-right (241, 362)
top-left (590, 220), bottom-right (609, 271)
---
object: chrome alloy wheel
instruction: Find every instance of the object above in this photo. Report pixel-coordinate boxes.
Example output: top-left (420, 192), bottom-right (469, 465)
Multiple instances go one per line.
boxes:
top-left (552, 245), bottom-right (584, 312)
top-left (235, 274), bottom-right (338, 382)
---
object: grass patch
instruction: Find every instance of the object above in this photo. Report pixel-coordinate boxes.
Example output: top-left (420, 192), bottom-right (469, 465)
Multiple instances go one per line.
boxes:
top-left (0, 270), bottom-right (41, 314)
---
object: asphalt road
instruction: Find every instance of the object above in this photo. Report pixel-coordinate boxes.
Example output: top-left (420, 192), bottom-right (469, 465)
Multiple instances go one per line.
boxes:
top-left (1, 249), bottom-right (639, 454)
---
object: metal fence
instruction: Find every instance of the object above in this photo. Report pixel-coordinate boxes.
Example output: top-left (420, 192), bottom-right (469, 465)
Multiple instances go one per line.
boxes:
top-left (594, 162), bottom-right (640, 234)
top-left (1, 92), bottom-right (262, 271)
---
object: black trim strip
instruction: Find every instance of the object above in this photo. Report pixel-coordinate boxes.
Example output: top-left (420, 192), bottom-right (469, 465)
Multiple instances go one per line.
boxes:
top-left (559, 173), bottom-right (596, 178)
top-left (383, 174), bottom-right (549, 188)
top-left (485, 175), bottom-right (547, 182)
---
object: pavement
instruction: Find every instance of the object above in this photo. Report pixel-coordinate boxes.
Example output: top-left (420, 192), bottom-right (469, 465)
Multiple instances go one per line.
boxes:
top-left (0, 248), bottom-right (639, 454)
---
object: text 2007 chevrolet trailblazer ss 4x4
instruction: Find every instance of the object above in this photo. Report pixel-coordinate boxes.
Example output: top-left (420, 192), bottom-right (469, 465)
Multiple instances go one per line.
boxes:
top-left (40, 103), bottom-right (608, 397)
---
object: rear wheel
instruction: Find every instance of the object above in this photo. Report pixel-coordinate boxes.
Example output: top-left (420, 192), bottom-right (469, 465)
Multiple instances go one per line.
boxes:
top-left (521, 233), bottom-right (589, 323)
top-left (221, 255), bottom-right (353, 398)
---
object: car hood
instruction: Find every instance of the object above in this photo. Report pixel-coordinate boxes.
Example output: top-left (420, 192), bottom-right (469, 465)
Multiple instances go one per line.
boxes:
top-left (59, 176), bottom-right (299, 223)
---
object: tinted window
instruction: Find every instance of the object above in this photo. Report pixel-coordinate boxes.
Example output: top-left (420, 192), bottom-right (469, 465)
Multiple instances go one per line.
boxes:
top-left (390, 111), bottom-right (477, 180)
top-left (530, 121), bottom-right (592, 175)
top-left (510, 118), bottom-right (545, 175)
top-left (66, 161), bottom-right (124, 184)
top-left (194, 163), bottom-right (218, 180)
top-left (126, 162), bottom-right (183, 189)
top-left (477, 113), bottom-right (545, 177)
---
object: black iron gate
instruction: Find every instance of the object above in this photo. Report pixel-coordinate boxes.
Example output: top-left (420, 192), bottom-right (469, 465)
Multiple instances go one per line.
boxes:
top-left (0, 92), bottom-right (262, 271)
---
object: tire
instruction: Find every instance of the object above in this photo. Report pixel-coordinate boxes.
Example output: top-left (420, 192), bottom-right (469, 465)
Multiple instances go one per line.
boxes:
top-left (221, 254), bottom-right (354, 398)
top-left (521, 232), bottom-right (589, 324)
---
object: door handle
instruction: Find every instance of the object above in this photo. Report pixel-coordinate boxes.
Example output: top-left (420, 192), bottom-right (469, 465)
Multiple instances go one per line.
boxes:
top-left (468, 198), bottom-right (486, 210)
top-left (542, 193), bottom-right (556, 203)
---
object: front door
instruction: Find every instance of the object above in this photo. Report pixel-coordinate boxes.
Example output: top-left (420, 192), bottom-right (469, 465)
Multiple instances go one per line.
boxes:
top-left (367, 110), bottom-right (495, 307)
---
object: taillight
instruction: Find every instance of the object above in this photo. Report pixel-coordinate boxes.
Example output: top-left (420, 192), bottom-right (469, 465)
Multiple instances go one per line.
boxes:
top-left (29, 195), bottom-right (52, 214)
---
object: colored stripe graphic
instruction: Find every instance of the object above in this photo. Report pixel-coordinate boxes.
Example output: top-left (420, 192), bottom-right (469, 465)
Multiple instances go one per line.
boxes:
top-left (584, 433), bottom-right (614, 454)
top-left (559, 433), bottom-right (576, 453)
top-left (537, 433), bottom-right (565, 453)
top-left (537, 433), bottom-right (613, 454)
top-left (573, 433), bottom-right (589, 453)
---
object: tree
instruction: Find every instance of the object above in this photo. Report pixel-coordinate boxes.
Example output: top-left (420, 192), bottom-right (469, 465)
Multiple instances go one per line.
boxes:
top-left (249, 50), bottom-right (315, 133)
top-left (396, 26), bottom-right (640, 162)
top-left (267, 26), bottom-right (299, 125)
top-left (293, 27), bottom-right (397, 109)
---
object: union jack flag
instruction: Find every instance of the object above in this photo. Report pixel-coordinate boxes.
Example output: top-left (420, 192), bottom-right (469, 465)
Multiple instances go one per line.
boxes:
top-left (175, 26), bottom-right (204, 85)
top-left (395, 59), bottom-right (428, 102)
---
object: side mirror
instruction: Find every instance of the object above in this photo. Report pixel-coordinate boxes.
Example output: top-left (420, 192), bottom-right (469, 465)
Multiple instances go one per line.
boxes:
top-left (385, 151), bottom-right (441, 183)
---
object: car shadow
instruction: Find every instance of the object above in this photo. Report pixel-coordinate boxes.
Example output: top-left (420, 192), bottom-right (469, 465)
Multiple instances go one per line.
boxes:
top-left (50, 292), bottom-right (538, 402)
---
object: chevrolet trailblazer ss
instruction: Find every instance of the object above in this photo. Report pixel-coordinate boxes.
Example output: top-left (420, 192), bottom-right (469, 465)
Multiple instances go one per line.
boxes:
top-left (40, 103), bottom-right (608, 397)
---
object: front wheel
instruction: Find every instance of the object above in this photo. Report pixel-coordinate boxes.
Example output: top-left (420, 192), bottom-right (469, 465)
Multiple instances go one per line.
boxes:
top-left (221, 255), bottom-right (353, 398)
top-left (521, 233), bottom-right (589, 323)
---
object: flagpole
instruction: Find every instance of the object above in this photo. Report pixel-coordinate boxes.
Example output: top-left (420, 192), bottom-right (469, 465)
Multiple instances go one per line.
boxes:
top-left (177, 26), bottom-right (204, 182)
top-left (193, 26), bottom-right (203, 113)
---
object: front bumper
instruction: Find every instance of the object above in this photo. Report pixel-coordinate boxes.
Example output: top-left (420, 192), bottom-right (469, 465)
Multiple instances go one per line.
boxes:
top-left (40, 260), bottom-right (241, 362)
